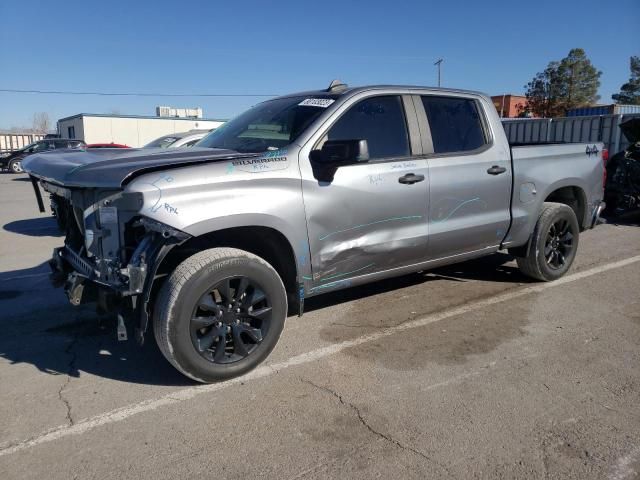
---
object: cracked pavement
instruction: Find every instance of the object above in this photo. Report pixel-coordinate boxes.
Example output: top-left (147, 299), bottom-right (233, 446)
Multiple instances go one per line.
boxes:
top-left (299, 377), bottom-right (452, 475)
top-left (1, 173), bottom-right (640, 479)
top-left (57, 335), bottom-right (78, 426)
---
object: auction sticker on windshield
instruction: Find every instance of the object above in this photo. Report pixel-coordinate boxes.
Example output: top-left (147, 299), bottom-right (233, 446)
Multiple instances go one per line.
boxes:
top-left (298, 98), bottom-right (335, 108)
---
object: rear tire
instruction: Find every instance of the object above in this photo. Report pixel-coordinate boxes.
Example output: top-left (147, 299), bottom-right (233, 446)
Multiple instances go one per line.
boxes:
top-left (516, 202), bottom-right (579, 281)
top-left (153, 247), bottom-right (287, 383)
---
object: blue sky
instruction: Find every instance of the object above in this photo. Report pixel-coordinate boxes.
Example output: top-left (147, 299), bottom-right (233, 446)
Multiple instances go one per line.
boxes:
top-left (0, 0), bottom-right (637, 130)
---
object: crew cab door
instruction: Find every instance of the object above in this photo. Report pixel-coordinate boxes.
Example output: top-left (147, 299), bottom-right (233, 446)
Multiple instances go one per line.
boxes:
top-left (299, 94), bottom-right (429, 290)
top-left (415, 94), bottom-right (512, 259)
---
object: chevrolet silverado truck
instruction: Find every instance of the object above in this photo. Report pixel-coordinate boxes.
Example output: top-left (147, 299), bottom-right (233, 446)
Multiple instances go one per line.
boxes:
top-left (23, 81), bottom-right (606, 383)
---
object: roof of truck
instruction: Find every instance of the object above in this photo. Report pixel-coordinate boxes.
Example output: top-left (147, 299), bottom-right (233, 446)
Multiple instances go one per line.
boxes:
top-left (275, 83), bottom-right (487, 100)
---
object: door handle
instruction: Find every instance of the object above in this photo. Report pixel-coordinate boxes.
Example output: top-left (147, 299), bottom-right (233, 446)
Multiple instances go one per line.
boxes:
top-left (398, 173), bottom-right (425, 185)
top-left (487, 165), bottom-right (507, 175)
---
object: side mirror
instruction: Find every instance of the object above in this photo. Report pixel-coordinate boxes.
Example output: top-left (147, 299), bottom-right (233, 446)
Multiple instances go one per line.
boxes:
top-left (310, 139), bottom-right (369, 166)
top-left (309, 139), bottom-right (369, 183)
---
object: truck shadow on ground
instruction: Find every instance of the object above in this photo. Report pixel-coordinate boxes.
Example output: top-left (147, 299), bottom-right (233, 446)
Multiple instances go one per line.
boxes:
top-left (311, 253), bottom-right (536, 371)
top-left (4, 216), bottom-right (62, 237)
top-left (0, 307), bottom-right (194, 387)
top-left (0, 253), bottom-right (526, 386)
top-left (0, 262), bottom-right (193, 386)
top-left (304, 252), bottom-right (529, 313)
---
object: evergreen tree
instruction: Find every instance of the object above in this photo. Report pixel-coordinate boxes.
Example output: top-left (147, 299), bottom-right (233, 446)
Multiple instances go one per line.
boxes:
top-left (612, 56), bottom-right (640, 105)
top-left (525, 49), bottom-right (601, 117)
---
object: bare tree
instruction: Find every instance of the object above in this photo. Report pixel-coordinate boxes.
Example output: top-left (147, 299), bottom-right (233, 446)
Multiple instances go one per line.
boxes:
top-left (32, 112), bottom-right (51, 133)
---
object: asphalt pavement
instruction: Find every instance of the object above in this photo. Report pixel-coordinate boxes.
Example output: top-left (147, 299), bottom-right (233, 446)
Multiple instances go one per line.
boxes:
top-left (1, 172), bottom-right (639, 479)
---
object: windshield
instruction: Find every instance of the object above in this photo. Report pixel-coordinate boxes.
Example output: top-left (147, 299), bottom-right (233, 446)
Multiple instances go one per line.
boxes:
top-left (144, 136), bottom-right (180, 148)
top-left (196, 96), bottom-right (337, 153)
top-left (20, 142), bottom-right (38, 152)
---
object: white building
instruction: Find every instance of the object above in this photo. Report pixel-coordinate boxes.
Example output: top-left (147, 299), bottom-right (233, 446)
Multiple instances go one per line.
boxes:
top-left (156, 106), bottom-right (203, 118)
top-left (57, 113), bottom-right (226, 147)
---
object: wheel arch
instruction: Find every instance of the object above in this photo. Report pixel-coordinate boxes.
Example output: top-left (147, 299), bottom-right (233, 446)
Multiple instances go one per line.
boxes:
top-left (153, 225), bottom-right (300, 317)
top-left (509, 182), bottom-right (587, 258)
top-left (543, 184), bottom-right (588, 231)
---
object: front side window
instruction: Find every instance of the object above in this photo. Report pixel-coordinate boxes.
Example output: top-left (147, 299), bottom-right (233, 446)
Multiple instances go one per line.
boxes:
top-left (196, 96), bottom-right (337, 153)
top-left (421, 96), bottom-right (487, 154)
top-left (325, 95), bottom-right (410, 160)
top-left (31, 142), bottom-right (51, 152)
top-left (21, 142), bottom-right (38, 152)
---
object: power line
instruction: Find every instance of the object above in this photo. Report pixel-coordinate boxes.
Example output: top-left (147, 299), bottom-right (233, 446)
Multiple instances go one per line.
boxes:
top-left (0, 88), bottom-right (278, 97)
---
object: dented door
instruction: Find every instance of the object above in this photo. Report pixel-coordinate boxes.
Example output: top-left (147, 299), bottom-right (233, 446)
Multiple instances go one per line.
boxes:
top-left (299, 94), bottom-right (429, 293)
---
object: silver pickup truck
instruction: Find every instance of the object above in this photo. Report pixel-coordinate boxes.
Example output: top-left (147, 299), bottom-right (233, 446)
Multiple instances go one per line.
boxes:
top-left (23, 82), bottom-right (606, 383)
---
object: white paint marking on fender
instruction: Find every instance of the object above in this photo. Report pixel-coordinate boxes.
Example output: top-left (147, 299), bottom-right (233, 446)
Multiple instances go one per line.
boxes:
top-left (1, 254), bottom-right (639, 457)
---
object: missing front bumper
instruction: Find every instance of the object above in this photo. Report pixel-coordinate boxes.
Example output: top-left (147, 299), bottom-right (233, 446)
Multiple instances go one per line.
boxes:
top-left (48, 221), bottom-right (190, 343)
top-left (49, 244), bottom-right (146, 303)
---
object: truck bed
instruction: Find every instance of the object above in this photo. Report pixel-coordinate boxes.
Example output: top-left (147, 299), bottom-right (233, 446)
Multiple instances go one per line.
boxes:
top-left (505, 142), bottom-right (605, 248)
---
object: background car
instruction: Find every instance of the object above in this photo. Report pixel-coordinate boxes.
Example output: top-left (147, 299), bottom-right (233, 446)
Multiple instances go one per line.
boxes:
top-left (0, 138), bottom-right (86, 173)
top-left (86, 143), bottom-right (131, 149)
top-left (143, 130), bottom-right (212, 149)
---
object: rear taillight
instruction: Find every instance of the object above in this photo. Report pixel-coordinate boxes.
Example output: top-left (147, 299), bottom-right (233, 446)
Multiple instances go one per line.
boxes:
top-left (602, 148), bottom-right (609, 187)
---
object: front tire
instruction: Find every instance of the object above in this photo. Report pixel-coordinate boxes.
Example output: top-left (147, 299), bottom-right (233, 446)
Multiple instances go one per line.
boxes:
top-left (153, 247), bottom-right (287, 383)
top-left (8, 159), bottom-right (23, 173)
top-left (516, 202), bottom-right (580, 281)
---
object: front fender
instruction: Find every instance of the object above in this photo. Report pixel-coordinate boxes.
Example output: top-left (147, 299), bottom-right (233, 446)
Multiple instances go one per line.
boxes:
top-left (124, 156), bottom-right (312, 287)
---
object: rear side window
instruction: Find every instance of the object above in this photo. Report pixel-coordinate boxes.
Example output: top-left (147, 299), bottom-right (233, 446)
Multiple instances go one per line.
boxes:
top-left (421, 96), bottom-right (487, 154)
top-left (326, 95), bottom-right (410, 160)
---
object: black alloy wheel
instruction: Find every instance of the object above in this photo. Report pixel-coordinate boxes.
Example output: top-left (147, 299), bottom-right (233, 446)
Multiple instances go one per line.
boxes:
top-left (544, 218), bottom-right (575, 270)
top-left (190, 276), bottom-right (271, 364)
top-left (154, 247), bottom-right (287, 383)
top-left (516, 202), bottom-right (580, 281)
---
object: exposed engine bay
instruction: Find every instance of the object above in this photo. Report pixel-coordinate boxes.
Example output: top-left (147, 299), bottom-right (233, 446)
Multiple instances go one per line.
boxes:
top-left (605, 118), bottom-right (640, 215)
top-left (42, 181), bottom-right (190, 342)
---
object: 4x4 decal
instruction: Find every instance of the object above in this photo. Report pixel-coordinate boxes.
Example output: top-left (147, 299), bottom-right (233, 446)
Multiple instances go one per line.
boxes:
top-left (586, 145), bottom-right (599, 156)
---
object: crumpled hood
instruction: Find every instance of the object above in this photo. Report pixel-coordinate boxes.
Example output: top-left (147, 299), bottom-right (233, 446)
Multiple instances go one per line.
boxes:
top-left (22, 147), bottom-right (259, 188)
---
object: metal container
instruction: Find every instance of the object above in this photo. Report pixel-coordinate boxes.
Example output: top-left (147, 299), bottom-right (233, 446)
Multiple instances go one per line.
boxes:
top-left (502, 113), bottom-right (640, 155)
top-left (567, 104), bottom-right (640, 117)
top-left (0, 133), bottom-right (46, 154)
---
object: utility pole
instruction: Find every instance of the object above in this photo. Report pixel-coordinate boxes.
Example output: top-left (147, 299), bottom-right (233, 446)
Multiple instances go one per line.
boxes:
top-left (434, 58), bottom-right (443, 87)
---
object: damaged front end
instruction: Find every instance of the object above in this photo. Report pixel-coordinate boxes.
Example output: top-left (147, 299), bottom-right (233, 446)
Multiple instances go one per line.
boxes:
top-left (43, 181), bottom-right (190, 343)
top-left (605, 118), bottom-right (640, 215)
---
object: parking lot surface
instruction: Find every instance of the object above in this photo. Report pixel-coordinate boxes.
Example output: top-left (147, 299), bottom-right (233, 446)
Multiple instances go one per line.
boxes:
top-left (1, 172), bottom-right (639, 479)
